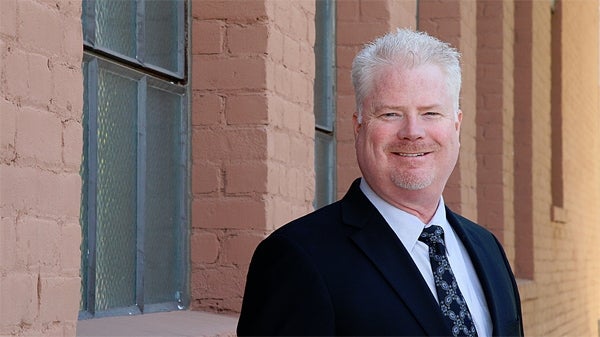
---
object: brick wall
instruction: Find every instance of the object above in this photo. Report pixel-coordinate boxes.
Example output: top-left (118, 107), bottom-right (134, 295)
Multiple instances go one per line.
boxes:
top-left (190, 0), bottom-right (316, 313)
top-left (0, 1), bottom-right (599, 336)
top-left (529, 0), bottom-right (600, 335)
top-left (0, 0), bottom-right (83, 335)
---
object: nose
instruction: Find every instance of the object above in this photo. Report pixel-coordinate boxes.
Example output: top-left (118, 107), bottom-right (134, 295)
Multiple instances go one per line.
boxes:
top-left (397, 115), bottom-right (425, 140)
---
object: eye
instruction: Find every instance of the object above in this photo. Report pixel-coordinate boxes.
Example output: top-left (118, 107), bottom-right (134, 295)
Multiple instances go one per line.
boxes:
top-left (422, 111), bottom-right (443, 119)
top-left (378, 112), bottom-right (402, 120)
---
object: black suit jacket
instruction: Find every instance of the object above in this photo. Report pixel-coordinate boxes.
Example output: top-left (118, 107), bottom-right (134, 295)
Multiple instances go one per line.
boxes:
top-left (237, 179), bottom-right (523, 336)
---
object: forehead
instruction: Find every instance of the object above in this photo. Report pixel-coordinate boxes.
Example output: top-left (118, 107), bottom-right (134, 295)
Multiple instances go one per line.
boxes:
top-left (366, 64), bottom-right (451, 110)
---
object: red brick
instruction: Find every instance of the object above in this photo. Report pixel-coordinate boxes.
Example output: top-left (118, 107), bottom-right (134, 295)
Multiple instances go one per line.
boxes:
top-left (4, 47), bottom-right (29, 98)
top-left (266, 162), bottom-right (286, 197)
top-left (191, 267), bottom-right (245, 305)
top-left (0, 215), bottom-right (17, 271)
top-left (336, 141), bottom-right (357, 166)
top-left (191, 162), bottom-right (221, 195)
top-left (282, 34), bottom-right (302, 71)
top-left (28, 54), bottom-right (52, 105)
top-left (61, 17), bottom-right (83, 62)
top-left (0, 167), bottom-right (81, 219)
top-left (192, 0), bottom-right (268, 22)
top-left (193, 55), bottom-right (267, 90)
top-left (59, 222), bottom-right (81, 276)
top-left (226, 93), bottom-right (269, 125)
top-left (14, 213), bottom-right (39, 270)
top-left (18, 0), bottom-right (62, 53)
top-left (389, 0), bottom-right (417, 27)
top-left (225, 161), bottom-right (268, 194)
top-left (62, 119), bottom-right (83, 171)
top-left (266, 196), bottom-right (297, 230)
top-left (228, 23), bottom-right (269, 54)
top-left (192, 197), bottom-right (267, 230)
top-left (359, 0), bottom-right (391, 21)
top-left (336, 21), bottom-right (389, 45)
top-left (37, 217), bottom-right (62, 273)
top-left (270, 129), bottom-right (291, 163)
top-left (419, 0), bottom-right (460, 19)
top-left (192, 93), bottom-right (223, 126)
top-left (0, 0), bottom-right (17, 37)
top-left (299, 107), bottom-right (315, 137)
top-left (191, 231), bottom-right (220, 264)
top-left (288, 2), bottom-right (313, 42)
top-left (193, 128), bottom-right (268, 161)
top-left (193, 20), bottom-right (225, 55)
top-left (38, 276), bottom-right (80, 323)
top-left (52, 62), bottom-right (83, 118)
top-left (222, 233), bottom-right (264, 265)
top-left (16, 106), bottom-right (62, 166)
top-left (337, 0), bottom-right (360, 22)
top-left (299, 43), bottom-right (315, 76)
top-left (0, 99), bottom-right (17, 162)
top-left (289, 135), bottom-right (312, 166)
top-left (0, 272), bottom-right (37, 326)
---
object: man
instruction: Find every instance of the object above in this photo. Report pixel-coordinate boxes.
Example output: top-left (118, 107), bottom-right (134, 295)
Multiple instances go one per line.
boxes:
top-left (237, 29), bottom-right (523, 336)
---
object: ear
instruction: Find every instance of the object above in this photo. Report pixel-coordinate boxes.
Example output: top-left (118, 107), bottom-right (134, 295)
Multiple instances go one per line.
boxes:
top-left (353, 113), bottom-right (361, 138)
top-left (455, 109), bottom-right (463, 132)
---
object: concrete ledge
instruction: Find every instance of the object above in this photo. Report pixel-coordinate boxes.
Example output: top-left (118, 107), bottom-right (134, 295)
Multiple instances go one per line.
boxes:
top-left (76, 310), bottom-right (238, 337)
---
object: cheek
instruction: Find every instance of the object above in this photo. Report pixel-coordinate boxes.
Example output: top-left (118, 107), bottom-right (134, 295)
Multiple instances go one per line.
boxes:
top-left (364, 124), bottom-right (395, 145)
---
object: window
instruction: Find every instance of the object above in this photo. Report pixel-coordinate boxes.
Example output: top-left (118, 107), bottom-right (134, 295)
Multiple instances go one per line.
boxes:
top-left (314, 0), bottom-right (336, 209)
top-left (80, 0), bottom-right (189, 318)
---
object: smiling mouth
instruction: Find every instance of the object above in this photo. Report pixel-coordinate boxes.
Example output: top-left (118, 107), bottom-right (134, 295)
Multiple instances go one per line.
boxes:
top-left (394, 152), bottom-right (428, 157)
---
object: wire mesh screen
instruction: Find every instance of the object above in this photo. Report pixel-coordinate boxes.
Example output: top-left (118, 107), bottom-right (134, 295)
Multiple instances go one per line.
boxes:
top-left (94, 68), bottom-right (138, 311)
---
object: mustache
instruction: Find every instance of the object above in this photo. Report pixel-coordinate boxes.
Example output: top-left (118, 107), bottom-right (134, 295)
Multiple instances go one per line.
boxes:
top-left (386, 142), bottom-right (440, 153)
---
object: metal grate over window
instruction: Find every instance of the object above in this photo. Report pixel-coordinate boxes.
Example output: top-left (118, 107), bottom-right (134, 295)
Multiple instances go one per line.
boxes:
top-left (80, 0), bottom-right (189, 319)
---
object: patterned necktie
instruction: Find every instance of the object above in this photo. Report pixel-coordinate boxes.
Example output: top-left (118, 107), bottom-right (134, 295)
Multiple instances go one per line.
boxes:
top-left (419, 225), bottom-right (478, 337)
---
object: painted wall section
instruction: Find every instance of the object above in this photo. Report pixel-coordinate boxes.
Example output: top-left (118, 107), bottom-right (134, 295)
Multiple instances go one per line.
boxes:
top-left (0, 0), bottom-right (83, 335)
top-left (190, 0), bottom-right (316, 312)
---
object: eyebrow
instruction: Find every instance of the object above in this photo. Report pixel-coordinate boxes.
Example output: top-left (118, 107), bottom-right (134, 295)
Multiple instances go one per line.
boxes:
top-left (372, 103), bottom-right (444, 112)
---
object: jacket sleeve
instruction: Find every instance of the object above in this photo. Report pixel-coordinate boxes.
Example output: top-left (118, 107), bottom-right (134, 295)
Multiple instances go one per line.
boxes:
top-left (237, 233), bottom-right (336, 336)
top-left (492, 234), bottom-right (525, 337)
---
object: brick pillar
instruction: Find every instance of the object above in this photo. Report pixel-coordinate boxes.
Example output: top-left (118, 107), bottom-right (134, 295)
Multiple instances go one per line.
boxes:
top-left (475, 0), bottom-right (515, 243)
top-left (0, 0), bottom-right (83, 335)
top-left (190, 0), bottom-right (316, 313)
top-left (335, 0), bottom-right (416, 198)
top-left (513, 0), bottom-right (534, 280)
top-left (418, 0), bottom-right (478, 219)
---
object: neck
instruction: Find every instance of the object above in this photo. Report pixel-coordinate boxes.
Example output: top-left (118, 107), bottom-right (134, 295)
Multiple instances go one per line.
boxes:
top-left (386, 190), bottom-right (441, 224)
top-left (361, 179), bottom-right (442, 223)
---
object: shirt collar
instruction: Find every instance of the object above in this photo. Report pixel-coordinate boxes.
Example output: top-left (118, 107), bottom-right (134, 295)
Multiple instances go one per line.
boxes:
top-left (359, 178), bottom-right (447, 253)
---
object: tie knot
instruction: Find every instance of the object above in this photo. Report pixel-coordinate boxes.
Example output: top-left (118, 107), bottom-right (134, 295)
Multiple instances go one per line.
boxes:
top-left (418, 225), bottom-right (446, 250)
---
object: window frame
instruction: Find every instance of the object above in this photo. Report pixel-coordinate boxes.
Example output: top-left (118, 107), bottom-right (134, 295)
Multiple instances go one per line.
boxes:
top-left (313, 0), bottom-right (337, 209)
top-left (79, 0), bottom-right (190, 319)
top-left (82, 0), bottom-right (186, 80)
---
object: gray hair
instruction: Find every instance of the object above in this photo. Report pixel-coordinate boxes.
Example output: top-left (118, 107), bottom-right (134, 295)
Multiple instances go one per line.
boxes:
top-left (351, 28), bottom-right (462, 122)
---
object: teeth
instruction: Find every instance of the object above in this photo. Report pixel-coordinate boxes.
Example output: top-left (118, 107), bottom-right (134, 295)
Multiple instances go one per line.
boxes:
top-left (398, 153), bottom-right (425, 157)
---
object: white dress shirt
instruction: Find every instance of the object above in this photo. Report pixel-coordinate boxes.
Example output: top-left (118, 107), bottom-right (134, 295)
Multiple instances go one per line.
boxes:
top-left (360, 179), bottom-right (492, 337)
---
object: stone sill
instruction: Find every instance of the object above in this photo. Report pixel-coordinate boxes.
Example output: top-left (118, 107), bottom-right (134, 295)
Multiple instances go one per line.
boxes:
top-left (76, 310), bottom-right (238, 337)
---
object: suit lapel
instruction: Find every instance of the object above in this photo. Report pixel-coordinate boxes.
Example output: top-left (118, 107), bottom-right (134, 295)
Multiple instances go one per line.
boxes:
top-left (341, 180), bottom-right (451, 336)
top-left (446, 209), bottom-right (513, 336)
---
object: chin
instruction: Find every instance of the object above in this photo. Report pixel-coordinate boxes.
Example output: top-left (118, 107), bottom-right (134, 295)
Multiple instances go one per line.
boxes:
top-left (390, 175), bottom-right (434, 191)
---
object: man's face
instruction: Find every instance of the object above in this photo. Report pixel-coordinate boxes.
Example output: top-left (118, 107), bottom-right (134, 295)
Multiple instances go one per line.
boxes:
top-left (354, 64), bottom-right (462, 204)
